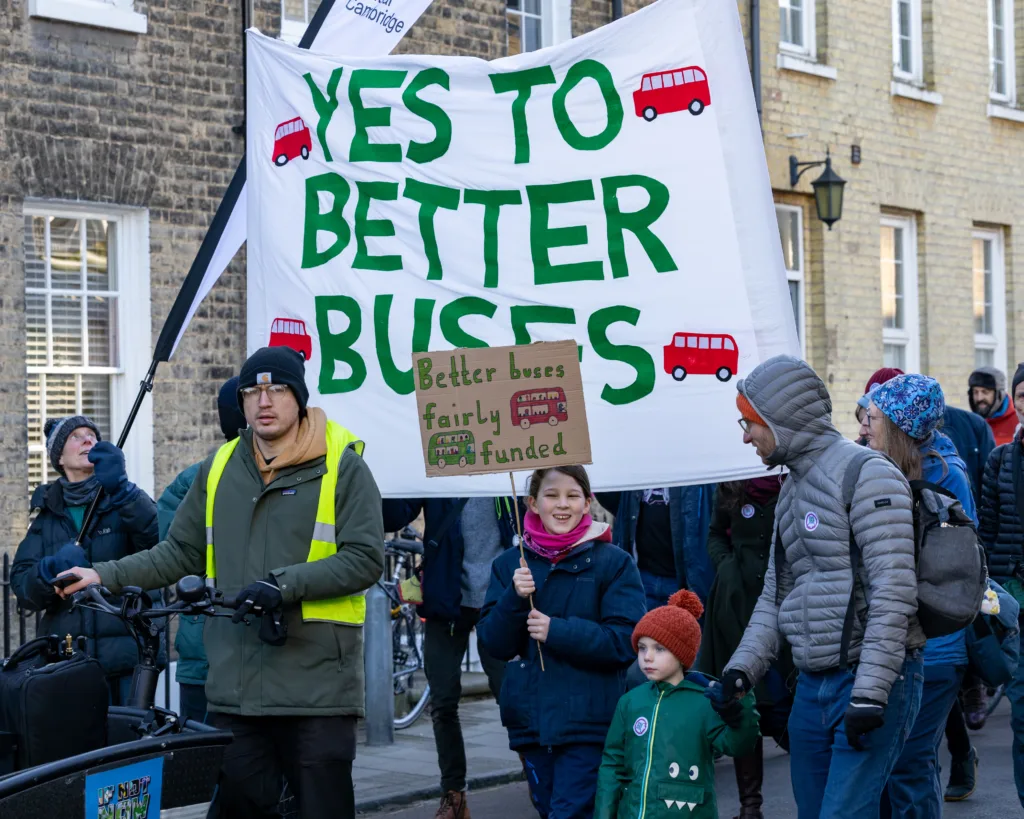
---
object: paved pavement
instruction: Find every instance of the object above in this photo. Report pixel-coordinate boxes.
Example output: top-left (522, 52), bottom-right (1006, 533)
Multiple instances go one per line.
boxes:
top-left (362, 699), bottom-right (1020, 818)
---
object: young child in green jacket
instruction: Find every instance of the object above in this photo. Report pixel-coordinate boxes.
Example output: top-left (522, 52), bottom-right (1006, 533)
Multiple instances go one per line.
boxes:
top-left (594, 590), bottom-right (760, 819)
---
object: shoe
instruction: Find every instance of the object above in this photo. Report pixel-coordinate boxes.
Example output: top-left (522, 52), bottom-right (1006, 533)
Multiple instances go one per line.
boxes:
top-left (435, 790), bottom-right (471, 819)
top-left (964, 685), bottom-right (988, 730)
top-left (944, 747), bottom-right (978, 802)
top-left (733, 811), bottom-right (764, 819)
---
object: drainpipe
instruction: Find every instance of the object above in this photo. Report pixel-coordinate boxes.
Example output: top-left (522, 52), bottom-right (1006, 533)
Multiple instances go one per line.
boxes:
top-left (750, 0), bottom-right (762, 125)
top-left (612, 0), bottom-right (622, 21)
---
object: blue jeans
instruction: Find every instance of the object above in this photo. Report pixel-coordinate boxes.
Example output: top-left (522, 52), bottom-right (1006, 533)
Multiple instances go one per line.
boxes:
top-left (883, 664), bottom-right (964, 819)
top-left (521, 743), bottom-right (604, 819)
top-left (788, 653), bottom-right (923, 819)
top-left (1009, 630), bottom-right (1024, 808)
top-left (638, 568), bottom-right (677, 612)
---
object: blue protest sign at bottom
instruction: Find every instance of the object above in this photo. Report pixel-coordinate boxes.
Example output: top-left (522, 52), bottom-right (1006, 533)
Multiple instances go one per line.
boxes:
top-left (84, 756), bottom-right (164, 819)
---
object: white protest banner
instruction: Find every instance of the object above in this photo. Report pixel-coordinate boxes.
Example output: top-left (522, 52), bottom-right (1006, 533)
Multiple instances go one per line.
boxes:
top-left (246, 0), bottom-right (800, 497)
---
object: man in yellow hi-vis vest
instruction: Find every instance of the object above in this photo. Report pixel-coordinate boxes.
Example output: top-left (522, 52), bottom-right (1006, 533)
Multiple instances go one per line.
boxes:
top-left (61, 347), bottom-right (385, 819)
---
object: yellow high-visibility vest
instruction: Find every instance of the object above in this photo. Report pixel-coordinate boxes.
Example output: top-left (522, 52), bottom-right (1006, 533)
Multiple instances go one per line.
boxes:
top-left (204, 420), bottom-right (367, 625)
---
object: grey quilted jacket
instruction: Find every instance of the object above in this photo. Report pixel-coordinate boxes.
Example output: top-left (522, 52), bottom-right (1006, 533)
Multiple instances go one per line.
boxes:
top-left (725, 356), bottom-right (924, 705)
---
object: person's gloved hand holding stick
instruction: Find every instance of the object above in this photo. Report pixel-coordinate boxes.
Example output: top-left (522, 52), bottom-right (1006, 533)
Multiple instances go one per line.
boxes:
top-left (705, 668), bottom-right (751, 728)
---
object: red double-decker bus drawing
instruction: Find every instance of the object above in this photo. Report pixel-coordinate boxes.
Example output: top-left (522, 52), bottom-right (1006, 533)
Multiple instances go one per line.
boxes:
top-left (663, 332), bottom-right (738, 382)
top-left (633, 66), bottom-right (711, 122)
top-left (511, 387), bottom-right (568, 429)
top-left (272, 117), bottom-right (312, 166)
top-left (269, 317), bottom-right (312, 360)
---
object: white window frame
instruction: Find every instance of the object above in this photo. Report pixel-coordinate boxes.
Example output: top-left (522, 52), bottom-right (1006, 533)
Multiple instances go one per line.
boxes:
top-left (775, 204), bottom-right (806, 355)
top-left (972, 228), bottom-right (1007, 374)
top-left (880, 215), bottom-right (920, 373)
top-left (28, 0), bottom-right (146, 34)
top-left (280, 0), bottom-right (318, 45)
top-left (23, 200), bottom-right (154, 499)
top-left (892, 0), bottom-right (924, 83)
top-left (779, 0), bottom-right (816, 60)
top-left (989, 0), bottom-right (1017, 104)
top-left (506, 0), bottom-right (571, 54)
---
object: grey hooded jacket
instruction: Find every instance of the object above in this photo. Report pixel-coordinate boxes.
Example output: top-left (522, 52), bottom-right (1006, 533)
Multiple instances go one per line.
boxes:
top-left (725, 356), bottom-right (924, 705)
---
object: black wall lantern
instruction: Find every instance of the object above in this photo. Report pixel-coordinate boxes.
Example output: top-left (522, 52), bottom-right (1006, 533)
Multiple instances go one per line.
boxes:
top-left (789, 149), bottom-right (846, 230)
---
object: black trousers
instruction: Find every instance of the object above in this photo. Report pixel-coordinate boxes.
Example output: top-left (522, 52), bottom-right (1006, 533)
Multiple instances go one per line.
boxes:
top-left (424, 617), bottom-right (506, 792)
top-left (206, 713), bottom-right (357, 819)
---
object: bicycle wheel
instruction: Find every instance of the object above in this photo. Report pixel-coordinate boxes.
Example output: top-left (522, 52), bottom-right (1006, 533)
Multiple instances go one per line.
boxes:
top-left (392, 605), bottom-right (430, 730)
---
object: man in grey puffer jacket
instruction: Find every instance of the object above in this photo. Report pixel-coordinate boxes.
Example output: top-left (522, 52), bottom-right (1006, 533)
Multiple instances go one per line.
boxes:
top-left (720, 356), bottom-right (925, 819)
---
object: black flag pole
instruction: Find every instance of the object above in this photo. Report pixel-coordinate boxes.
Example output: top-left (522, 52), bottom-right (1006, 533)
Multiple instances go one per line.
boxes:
top-left (73, 0), bottom-right (343, 545)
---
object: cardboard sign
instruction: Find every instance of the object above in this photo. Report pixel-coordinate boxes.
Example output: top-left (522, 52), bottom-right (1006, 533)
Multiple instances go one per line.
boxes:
top-left (413, 341), bottom-right (592, 477)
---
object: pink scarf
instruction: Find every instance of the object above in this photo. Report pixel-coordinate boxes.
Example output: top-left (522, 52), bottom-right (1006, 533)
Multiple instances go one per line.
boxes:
top-left (523, 511), bottom-right (609, 563)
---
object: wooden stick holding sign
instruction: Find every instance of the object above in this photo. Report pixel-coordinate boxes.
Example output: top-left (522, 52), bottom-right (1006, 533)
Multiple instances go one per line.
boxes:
top-left (509, 470), bottom-right (544, 671)
top-left (412, 340), bottom-right (592, 674)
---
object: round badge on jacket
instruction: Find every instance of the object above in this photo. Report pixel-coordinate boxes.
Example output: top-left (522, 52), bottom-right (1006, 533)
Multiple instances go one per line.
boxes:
top-left (804, 512), bottom-right (820, 532)
top-left (741, 504), bottom-right (755, 519)
top-left (633, 717), bottom-right (649, 736)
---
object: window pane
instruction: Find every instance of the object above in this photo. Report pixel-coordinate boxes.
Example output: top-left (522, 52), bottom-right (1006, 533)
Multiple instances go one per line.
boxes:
top-left (651, 75), bottom-right (663, 90)
top-left (789, 280), bottom-right (801, 338)
top-left (898, 1), bottom-right (913, 73)
top-left (992, 0), bottom-right (1006, 95)
top-left (688, 337), bottom-right (698, 348)
top-left (308, 0), bottom-right (322, 19)
top-left (711, 337), bottom-right (723, 349)
top-left (24, 216), bottom-right (47, 288)
top-left (776, 208), bottom-right (801, 272)
top-left (26, 293), bottom-right (47, 368)
top-left (88, 296), bottom-right (118, 367)
top-left (49, 217), bottom-right (83, 290)
top-left (81, 374), bottom-right (112, 440)
top-left (779, 0), bottom-right (803, 46)
top-left (973, 238), bottom-right (993, 335)
top-left (884, 343), bottom-right (907, 370)
top-left (663, 73), bottom-right (674, 88)
top-left (522, 0), bottom-right (540, 15)
top-left (698, 337), bottom-right (709, 349)
top-left (86, 219), bottom-right (114, 290)
top-left (44, 374), bottom-right (78, 425)
top-left (642, 77), bottom-right (651, 91)
top-left (51, 295), bottom-right (83, 366)
top-left (283, 0), bottom-right (303, 23)
top-left (28, 451), bottom-right (46, 493)
top-left (881, 226), bottom-right (904, 330)
top-left (673, 71), bottom-right (684, 84)
top-left (976, 347), bottom-right (996, 368)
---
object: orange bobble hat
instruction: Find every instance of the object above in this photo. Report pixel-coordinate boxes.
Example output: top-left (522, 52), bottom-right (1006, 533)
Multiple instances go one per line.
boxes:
top-left (736, 392), bottom-right (767, 428)
top-left (631, 590), bottom-right (705, 671)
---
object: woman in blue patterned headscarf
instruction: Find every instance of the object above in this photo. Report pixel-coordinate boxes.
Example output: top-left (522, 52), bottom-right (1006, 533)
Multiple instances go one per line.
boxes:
top-left (865, 374), bottom-right (979, 819)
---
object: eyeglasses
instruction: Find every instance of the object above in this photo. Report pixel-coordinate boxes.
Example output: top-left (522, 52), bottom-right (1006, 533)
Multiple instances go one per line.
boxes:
top-left (68, 431), bottom-right (97, 444)
top-left (240, 384), bottom-right (291, 401)
top-left (737, 418), bottom-right (753, 434)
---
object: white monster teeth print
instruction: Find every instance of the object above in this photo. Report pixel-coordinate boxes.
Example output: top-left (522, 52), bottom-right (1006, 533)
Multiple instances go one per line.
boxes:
top-left (662, 800), bottom-right (697, 811)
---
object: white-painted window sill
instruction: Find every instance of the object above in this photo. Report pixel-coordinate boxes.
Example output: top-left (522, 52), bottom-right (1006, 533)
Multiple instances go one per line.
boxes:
top-left (988, 103), bottom-right (1024, 123)
top-left (777, 53), bottom-right (837, 80)
top-left (29, 0), bottom-right (146, 32)
top-left (891, 80), bottom-right (942, 106)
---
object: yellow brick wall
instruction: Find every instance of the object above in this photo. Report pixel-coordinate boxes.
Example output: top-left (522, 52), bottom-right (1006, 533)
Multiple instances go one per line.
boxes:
top-left (577, 0), bottom-right (1024, 436)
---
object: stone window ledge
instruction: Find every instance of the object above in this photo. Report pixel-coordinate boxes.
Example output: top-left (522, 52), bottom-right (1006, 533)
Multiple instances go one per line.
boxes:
top-left (988, 103), bottom-right (1024, 123)
top-left (29, 0), bottom-right (146, 33)
top-left (891, 80), bottom-right (942, 106)
top-left (777, 53), bottom-right (838, 81)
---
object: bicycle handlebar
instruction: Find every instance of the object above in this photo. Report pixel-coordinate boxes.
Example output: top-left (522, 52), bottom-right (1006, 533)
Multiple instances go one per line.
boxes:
top-left (71, 578), bottom-right (240, 625)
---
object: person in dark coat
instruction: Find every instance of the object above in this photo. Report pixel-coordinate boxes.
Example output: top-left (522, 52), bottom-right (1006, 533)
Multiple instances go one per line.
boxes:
top-left (697, 477), bottom-right (793, 819)
top-left (11, 414), bottom-right (161, 703)
top-left (978, 363), bottom-right (1024, 809)
top-left (942, 406), bottom-right (996, 510)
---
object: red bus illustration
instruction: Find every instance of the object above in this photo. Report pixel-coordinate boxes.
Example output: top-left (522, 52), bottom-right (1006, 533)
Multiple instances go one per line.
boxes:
top-left (269, 317), bottom-right (313, 360)
top-left (664, 332), bottom-right (738, 382)
top-left (633, 66), bottom-right (711, 122)
top-left (511, 387), bottom-right (568, 429)
top-left (272, 117), bottom-right (312, 166)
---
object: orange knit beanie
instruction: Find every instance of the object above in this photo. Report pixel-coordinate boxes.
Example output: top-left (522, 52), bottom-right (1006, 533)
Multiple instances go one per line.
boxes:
top-left (631, 590), bottom-right (704, 670)
top-left (736, 392), bottom-right (767, 427)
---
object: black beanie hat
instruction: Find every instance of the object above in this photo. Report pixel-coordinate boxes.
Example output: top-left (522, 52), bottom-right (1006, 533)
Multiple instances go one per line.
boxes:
top-left (237, 347), bottom-right (309, 413)
top-left (218, 376), bottom-right (247, 441)
top-left (1012, 363), bottom-right (1024, 401)
top-left (44, 415), bottom-right (101, 477)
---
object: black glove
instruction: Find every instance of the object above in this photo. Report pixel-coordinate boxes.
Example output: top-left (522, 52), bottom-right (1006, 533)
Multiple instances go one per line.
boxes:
top-left (704, 681), bottom-right (746, 728)
top-left (258, 608), bottom-right (289, 647)
top-left (232, 578), bottom-right (283, 623)
top-left (720, 668), bottom-right (752, 697)
top-left (844, 698), bottom-right (885, 751)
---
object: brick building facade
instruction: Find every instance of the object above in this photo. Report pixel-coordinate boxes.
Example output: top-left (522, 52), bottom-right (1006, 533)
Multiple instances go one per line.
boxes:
top-left (0, 0), bottom-right (1021, 557)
